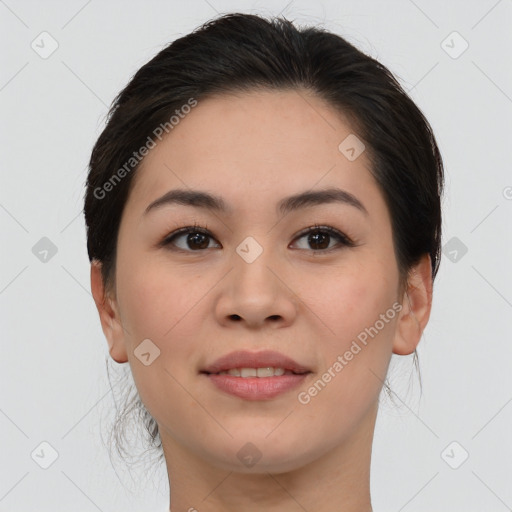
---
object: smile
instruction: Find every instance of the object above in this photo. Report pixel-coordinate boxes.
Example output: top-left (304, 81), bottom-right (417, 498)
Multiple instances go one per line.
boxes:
top-left (214, 367), bottom-right (305, 377)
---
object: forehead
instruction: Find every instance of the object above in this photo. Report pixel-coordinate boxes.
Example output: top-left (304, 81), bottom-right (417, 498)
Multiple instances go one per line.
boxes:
top-left (126, 89), bottom-right (382, 217)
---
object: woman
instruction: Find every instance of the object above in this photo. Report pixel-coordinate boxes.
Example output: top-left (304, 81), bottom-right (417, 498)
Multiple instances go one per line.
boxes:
top-left (84, 12), bottom-right (443, 512)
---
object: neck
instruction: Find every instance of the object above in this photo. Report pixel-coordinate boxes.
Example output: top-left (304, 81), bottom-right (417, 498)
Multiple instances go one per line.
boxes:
top-left (164, 405), bottom-right (377, 512)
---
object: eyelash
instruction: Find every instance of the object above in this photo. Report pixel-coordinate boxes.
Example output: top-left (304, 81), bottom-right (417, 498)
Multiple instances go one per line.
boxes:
top-left (159, 222), bottom-right (356, 253)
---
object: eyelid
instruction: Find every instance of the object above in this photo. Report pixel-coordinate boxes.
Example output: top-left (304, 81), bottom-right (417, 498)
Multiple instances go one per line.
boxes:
top-left (158, 223), bottom-right (218, 250)
top-left (290, 224), bottom-right (356, 249)
top-left (159, 223), bottom-right (356, 251)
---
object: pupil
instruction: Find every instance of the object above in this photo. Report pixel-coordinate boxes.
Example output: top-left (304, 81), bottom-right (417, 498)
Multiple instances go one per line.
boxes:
top-left (185, 231), bottom-right (331, 250)
top-left (309, 232), bottom-right (329, 250)
top-left (188, 232), bottom-right (209, 249)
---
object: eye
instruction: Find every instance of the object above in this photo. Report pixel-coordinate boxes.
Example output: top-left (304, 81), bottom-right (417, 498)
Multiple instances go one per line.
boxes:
top-left (291, 225), bottom-right (355, 251)
top-left (160, 224), bottom-right (221, 251)
top-left (159, 223), bottom-right (355, 253)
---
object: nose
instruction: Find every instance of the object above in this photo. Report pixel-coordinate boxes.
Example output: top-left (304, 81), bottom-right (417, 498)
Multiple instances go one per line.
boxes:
top-left (214, 246), bottom-right (298, 329)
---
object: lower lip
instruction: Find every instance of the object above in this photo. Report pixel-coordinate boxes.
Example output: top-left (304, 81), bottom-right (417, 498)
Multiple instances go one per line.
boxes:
top-left (205, 373), bottom-right (309, 400)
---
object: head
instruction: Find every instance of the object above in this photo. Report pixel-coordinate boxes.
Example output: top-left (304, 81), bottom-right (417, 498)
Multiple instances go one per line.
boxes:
top-left (85, 13), bottom-right (443, 476)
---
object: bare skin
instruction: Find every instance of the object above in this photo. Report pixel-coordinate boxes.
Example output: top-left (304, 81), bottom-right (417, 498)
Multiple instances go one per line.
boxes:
top-left (91, 89), bottom-right (432, 512)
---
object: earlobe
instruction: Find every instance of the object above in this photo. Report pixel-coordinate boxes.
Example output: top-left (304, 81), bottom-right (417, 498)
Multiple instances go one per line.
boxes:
top-left (90, 260), bottom-right (129, 364)
top-left (392, 254), bottom-right (433, 355)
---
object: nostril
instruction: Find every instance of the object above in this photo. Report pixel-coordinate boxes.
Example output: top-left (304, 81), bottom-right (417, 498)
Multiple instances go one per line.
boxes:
top-left (229, 314), bottom-right (242, 321)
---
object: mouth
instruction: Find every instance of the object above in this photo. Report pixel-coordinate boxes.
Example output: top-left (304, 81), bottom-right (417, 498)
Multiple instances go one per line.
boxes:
top-left (206, 367), bottom-right (308, 377)
top-left (201, 350), bottom-right (312, 400)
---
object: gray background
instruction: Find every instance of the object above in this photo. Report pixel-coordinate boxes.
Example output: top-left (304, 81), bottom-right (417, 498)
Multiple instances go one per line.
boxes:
top-left (1, 0), bottom-right (511, 511)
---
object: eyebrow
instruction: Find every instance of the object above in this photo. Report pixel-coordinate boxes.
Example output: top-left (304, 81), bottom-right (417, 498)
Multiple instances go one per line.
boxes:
top-left (143, 187), bottom-right (368, 217)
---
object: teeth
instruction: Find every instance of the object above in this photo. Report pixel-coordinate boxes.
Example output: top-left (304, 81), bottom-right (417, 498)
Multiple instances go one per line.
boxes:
top-left (216, 367), bottom-right (289, 377)
top-left (257, 367), bottom-right (273, 377)
top-left (241, 368), bottom-right (257, 377)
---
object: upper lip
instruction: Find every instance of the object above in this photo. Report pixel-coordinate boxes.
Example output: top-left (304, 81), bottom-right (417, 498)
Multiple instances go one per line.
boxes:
top-left (201, 350), bottom-right (311, 374)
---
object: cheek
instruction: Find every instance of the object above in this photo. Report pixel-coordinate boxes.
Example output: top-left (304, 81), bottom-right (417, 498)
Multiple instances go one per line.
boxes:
top-left (116, 252), bottom-right (202, 339)
top-left (115, 263), bottom-right (200, 419)
top-left (296, 254), bottom-right (399, 406)
top-left (116, 252), bottom-right (212, 342)
top-left (297, 255), bottom-right (398, 344)
top-left (296, 299), bottom-right (397, 447)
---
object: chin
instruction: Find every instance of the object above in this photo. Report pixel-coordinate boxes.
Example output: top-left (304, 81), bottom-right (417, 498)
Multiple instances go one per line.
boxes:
top-left (199, 433), bottom-right (325, 475)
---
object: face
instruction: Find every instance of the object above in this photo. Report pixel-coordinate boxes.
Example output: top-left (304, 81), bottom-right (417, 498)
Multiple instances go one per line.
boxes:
top-left (103, 89), bottom-right (412, 474)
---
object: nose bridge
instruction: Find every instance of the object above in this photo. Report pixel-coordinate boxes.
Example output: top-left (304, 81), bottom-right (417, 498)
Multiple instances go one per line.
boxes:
top-left (214, 234), bottom-right (297, 326)
top-left (232, 234), bottom-right (279, 297)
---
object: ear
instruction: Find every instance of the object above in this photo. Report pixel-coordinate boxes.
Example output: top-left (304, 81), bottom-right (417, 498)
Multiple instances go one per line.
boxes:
top-left (393, 254), bottom-right (433, 355)
top-left (90, 260), bottom-right (128, 364)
